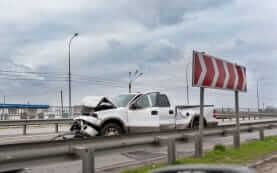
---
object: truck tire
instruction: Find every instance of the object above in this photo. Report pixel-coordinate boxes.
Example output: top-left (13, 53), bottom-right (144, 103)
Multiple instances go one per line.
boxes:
top-left (192, 117), bottom-right (207, 129)
top-left (100, 123), bottom-right (123, 136)
top-left (192, 119), bottom-right (200, 128)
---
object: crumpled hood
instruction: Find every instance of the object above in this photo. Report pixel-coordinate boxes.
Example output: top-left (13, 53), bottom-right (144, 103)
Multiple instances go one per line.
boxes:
top-left (81, 96), bottom-right (116, 108)
top-left (95, 107), bottom-right (127, 117)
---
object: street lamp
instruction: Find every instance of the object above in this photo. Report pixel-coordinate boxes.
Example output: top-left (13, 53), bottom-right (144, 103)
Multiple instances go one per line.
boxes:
top-left (257, 78), bottom-right (264, 112)
top-left (128, 70), bottom-right (143, 93)
top-left (68, 33), bottom-right (78, 117)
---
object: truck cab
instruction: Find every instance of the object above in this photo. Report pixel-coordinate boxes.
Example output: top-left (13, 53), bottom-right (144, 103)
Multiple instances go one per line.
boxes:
top-left (127, 92), bottom-right (175, 133)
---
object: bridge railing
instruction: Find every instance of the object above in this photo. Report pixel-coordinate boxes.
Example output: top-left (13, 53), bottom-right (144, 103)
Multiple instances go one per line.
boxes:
top-left (0, 119), bottom-right (73, 135)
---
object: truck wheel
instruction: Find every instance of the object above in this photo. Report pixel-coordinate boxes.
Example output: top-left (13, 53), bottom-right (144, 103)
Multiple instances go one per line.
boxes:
top-left (192, 120), bottom-right (200, 128)
top-left (100, 123), bottom-right (123, 136)
top-left (192, 119), bottom-right (207, 128)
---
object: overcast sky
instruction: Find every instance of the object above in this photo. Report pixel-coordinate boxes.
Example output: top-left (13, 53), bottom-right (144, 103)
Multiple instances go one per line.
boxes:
top-left (0, 0), bottom-right (276, 108)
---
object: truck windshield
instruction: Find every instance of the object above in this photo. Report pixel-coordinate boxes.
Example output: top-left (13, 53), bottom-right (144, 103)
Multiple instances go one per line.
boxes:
top-left (111, 94), bottom-right (137, 107)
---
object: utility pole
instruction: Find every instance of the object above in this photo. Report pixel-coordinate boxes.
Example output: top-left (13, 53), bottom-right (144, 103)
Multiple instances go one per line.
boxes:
top-left (3, 96), bottom-right (5, 104)
top-left (60, 90), bottom-right (64, 116)
top-left (68, 33), bottom-right (78, 117)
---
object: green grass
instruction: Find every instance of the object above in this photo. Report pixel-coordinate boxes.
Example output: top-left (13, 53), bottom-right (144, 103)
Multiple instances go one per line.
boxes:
top-left (122, 136), bottom-right (277, 173)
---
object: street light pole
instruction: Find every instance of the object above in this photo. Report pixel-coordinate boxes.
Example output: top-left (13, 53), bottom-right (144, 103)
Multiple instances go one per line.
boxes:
top-left (256, 81), bottom-right (260, 112)
top-left (128, 72), bottom-right (131, 93)
top-left (128, 70), bottom-right (143, 93)
top-left (68, 33), bottom-right (78, 117)
top-left (256, 79), bottom-right (264, 112)
top-left (185, 63), bottom-right (191, 105)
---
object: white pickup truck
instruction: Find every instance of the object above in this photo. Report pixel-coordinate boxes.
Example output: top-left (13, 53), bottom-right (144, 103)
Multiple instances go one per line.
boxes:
top-left (70, 92), bottom-right (218, 137)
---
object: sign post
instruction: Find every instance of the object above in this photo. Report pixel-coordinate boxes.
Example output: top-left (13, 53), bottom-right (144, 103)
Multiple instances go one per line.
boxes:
top-left (199, 87), bottom-right (204, 156)
top-left (192, 51), bottom-right (247, 157)
top-left (234, 91), bottom-right (240, 148)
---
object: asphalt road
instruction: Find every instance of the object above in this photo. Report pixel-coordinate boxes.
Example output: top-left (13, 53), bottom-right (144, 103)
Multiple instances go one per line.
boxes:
top-left (22, 128), bottom-right (277, 173)
top-left (1, 118), bottom-right (275, 173)
top-left (0, 117), bottom-right (275, 145)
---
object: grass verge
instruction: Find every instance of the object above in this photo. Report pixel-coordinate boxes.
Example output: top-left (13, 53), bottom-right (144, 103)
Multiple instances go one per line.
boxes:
top-left (122, 136), bottom-right (277, 173)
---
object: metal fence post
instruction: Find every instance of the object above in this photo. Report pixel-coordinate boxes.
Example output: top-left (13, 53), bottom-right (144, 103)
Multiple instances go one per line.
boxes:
top-left (259, 128), bottom-right (264, 140)
top-left (23, 124), bottom-right (27, 135)
top-left (55, 123), bottom-right (59, 133)
top-left (167, 138), bottom-right (176, 164)
top-left (72, 146), bottom-right (95, 173)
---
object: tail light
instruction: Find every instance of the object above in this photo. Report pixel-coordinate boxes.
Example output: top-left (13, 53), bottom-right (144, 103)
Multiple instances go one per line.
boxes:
top-left (213, 109), bottom-right (217, 118)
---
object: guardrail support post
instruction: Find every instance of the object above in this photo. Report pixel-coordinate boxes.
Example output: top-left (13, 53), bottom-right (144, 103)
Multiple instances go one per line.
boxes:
top-left (248, 108), bottom-right (250, 120)
top-left (55, 123), bottom-right (59, 133)
top-left (167, 138), bottom-right (176, 164)
top-left (72, 146), bottom-right (95, 173)
top-left (259, 128), bottom-right (264, 141)
top-left (23, 124), bottom-right (27, 135)
top-left (233, 132), bottom-right (240, 148)
top-left (195, 135), bottom-right (203, 157)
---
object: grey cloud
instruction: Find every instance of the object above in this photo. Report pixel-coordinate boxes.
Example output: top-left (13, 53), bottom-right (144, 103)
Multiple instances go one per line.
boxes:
top-left (124, 0), bottom-right (234, 28)
top-left (1, 0), bottom-right (277, 108)
top-left (141, 39), bottom-right (183, 63)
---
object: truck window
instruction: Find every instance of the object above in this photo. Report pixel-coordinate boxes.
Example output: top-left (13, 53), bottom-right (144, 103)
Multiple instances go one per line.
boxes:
top-left (149, 93), bottom-right (158, 106)
top-left (135, 95), bottom-right (150, 109)
top-left (157, 94), bottom-right (170, 107)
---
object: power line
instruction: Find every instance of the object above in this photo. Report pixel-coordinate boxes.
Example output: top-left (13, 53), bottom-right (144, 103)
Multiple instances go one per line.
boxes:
top-left (0, 74), bottom-right (68, 80)
top-left (0, 77), bottom-right (67, 82)
top-left (0, 70), bottom-right (125, 84)
top-left (71, 76), bottom-right (124, 85)
top-left (72, 74), bottom-right (121, 83)
top-left (0, 70), bottom-right (67, 75)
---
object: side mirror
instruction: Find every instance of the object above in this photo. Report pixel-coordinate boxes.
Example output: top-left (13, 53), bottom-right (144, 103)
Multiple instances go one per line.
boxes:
top-left (130, 103), bottom-right (137, 110)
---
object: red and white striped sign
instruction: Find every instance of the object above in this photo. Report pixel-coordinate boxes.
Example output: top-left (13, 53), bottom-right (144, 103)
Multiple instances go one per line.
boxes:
top-left (192, 51), bottom-right (247, 92)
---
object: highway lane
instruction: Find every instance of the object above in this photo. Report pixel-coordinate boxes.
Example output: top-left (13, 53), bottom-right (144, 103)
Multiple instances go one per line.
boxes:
top-left (0, 124), bottom-right (70, 136)
top-left (0, 118), bottom-right (275, 145)
top-left (22, 127), bottom-right (277, 173)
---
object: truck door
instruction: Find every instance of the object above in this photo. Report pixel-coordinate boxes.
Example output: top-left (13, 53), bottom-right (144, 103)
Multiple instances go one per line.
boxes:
top-left (155, 94), bottom-right (175, 130)
top-left (148, 93), bottom-right (175, 131)
top-left (127, 93), bottom-right (159, 133)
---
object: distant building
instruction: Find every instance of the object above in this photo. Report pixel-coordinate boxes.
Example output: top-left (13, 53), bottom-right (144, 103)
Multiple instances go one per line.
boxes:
top-left (0, 104), bottom-right (49, 120)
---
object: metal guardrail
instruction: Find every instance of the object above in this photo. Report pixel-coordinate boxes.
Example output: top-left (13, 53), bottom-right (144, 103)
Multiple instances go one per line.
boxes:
top-left (0, 112), bottom-right (276, 135)
top-left (216, 112), bottom-right (277, 121)
top-left (0, 121), bottom-right (277, 173)
top-left (0, 119), bottom-right (73, 135)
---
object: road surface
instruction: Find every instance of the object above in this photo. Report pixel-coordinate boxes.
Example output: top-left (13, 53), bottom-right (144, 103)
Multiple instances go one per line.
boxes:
top-left (13, 127), bottom-right (277, 173)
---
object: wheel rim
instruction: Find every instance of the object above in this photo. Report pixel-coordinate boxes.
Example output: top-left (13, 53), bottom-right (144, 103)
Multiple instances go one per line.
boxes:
top-left (104, 127), bottom-right (120, 136)
top-left (193, 121), bottom-right (199, 128)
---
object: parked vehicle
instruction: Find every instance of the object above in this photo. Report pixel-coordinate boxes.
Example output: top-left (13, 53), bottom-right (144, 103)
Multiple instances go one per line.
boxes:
top-left (70, 92), bottom-right (218, 137)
